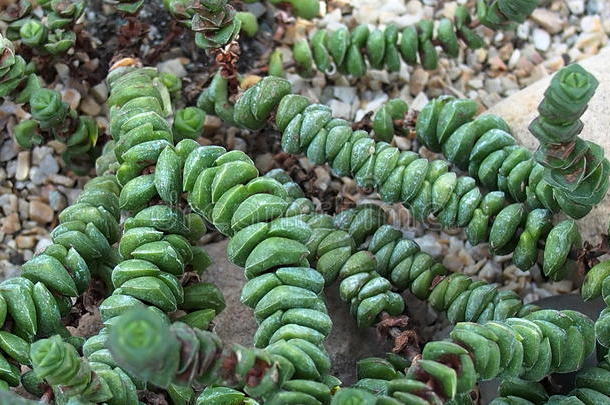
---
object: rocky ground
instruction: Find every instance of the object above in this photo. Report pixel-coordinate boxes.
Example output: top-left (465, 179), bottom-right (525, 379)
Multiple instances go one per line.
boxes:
top-left (1, 0), bottom-right (610, 399)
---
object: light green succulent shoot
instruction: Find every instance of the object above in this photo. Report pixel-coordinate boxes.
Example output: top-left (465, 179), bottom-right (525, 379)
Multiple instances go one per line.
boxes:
top-left (107, 308), bottom-right (294, 396)
top-left (173, 106), bottom-right (207, 141)
top-left (30, 335), bottom-right (136, 404)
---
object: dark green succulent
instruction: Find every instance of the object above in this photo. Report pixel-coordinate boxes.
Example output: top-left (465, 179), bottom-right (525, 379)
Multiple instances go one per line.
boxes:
top-left (530, 64), bottom-right (608, 218)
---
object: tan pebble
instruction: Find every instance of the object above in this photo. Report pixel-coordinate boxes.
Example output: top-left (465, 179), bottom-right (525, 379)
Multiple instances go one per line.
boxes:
top-left (204, 115), bottom-right (222, 133)
top-left (0, 213), bottom-right (21, 234)
top-left (15, 151), bottom-right (30, 181)
top-left (543, 55), bottom-right (565, 72)
top-left (62, 88), bottom-right (81, 110)
top-left (15, 235), bottom-right (35, 249)
top-left (48, 174), bottom-right (75, 187)
top-left (79, 96), bottom-right (102, 116)
top-left (313, 167), bottom-right (331, 192)
top-left (91, 82), bottom-right (109, 103)
top-left (47, 140), bottom-right (67, 154)
top-left (29, 200), bottom-right (54, 224)
top-left (530, 9), bottom-right (564, 34)
top-left (489, 55), bottom-right (507, 71)
top-left (409, 68), bottom-right (429, 96)
top-left (498, 43), bottom-right (514, 61)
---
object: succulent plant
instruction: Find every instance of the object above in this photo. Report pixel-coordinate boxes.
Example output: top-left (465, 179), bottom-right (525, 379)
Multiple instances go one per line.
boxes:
top-left (3, 3), bottom-right (609, 404)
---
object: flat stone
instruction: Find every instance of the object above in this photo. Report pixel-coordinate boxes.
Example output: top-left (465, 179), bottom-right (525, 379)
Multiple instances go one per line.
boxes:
top-left (485, 47), bottom-right (610, 243)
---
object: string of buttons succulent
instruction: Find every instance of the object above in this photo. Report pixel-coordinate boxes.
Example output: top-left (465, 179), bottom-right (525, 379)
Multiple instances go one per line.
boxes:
top-left (1, 0), bottom-right (610, 404)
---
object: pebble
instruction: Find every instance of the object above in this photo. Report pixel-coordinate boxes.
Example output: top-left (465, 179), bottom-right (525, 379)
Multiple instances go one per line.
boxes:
top-left (15, 236), bottom-right (35, 249)
top-left (414, 234), bottom-right (443, 257)
top-left (313, 167), bottom-right (331, 192)
top-left (255, 153), bottom-right (274, 173)
top-left (566, 0), bottom-right (585, 15)
top-left (367, 70), bottom-right (390, 84)
top-left (29, 201), bottom-right (54, 224)
top-left (32, 146), bottom-right (54, 166)
top-left (333, 86), bottom-right (357, 104)
top-left (467, 78), bottom-right (484, 89)
top-left (49, 191), bottom-right (67, 212)
top-left (157, 58), bottom-right (188, 78)
top-left (410, 92), bottom-right (429, 111)
top-left (530, 9), bottom-right (564, 34)
top-left (479, 261), bottom-right (502, 281)
top-left (0, 213), bottom-right (21, 234)
top-left (409, 68), bottom-right (429, 96)
top-left (29, 168), bottom-right (46, 186)
top-left (488, 55), bottom-right (507, 71)
top-left (62, 88), bottom-right (81, 110)
top-left (533, 28), bottom-right (551, 52)
top-left (39, 154), bottom-right (60, 177)
top-left (485, 78), bottom-right (504, 95)
top-left (0, 194), bottom-right (18, 216)
top-left (35, 238), bottom-right (53, 254)
top-left (233, 137), bottom-right (247, 152)
top-left (544, 55), bottom-right (565, 72)
top-left (54, 63), bottom-right (71, 84)
top-left (517, 21), bottom-right (531, 40)
top-left (329, 99), bottom-right (353, 120)
top-left (79, 96), bottom-right (102, 116)
top-left (0, 139), bottom-right (18, 162)
top-left (364, 92), bottom-right (389, 113)
top-left (15, 151), bottom-right (30, 181)
top-left (91, 82), bottom-right (109, 102)
top-left (18, 199), bottom-right (29, 221)
top-left (245, 2), bottom-right (266, 18)
top-left (204, 115), bottom-right (222, 133)
top-left (48, 174), bottom-right (75, 187)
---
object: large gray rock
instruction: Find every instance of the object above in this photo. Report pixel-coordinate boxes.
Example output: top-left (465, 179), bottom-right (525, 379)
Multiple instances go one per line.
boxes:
top-left (485, 46), bottom-right (610, 243)
top-left (201, 240), bottom-right (393, 384)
